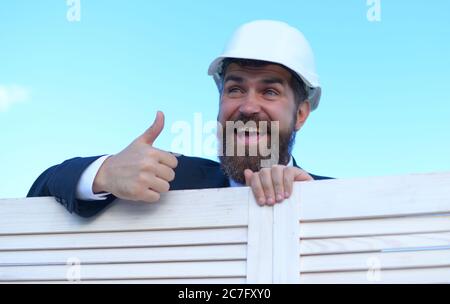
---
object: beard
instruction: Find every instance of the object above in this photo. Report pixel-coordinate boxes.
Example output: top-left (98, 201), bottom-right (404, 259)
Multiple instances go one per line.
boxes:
top-left (218, 113), bottom-right (297, 185)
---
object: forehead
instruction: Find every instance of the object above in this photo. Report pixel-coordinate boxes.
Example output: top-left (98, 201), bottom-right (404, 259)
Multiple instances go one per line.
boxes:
top-left (223, 63), bottom-right (293, 83)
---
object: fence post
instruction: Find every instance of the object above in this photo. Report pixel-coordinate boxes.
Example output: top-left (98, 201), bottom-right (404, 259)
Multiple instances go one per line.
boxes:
top-left (246, 194), bottom-right (273, 283)
top-left (246, 185), bottom-right (300, 284)
top-left (273, 186), bottom-right (300, 283)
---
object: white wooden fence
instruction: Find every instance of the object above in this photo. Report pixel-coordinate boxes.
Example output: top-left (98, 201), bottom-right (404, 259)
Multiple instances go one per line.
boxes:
top-left (1, 172), bottom-right (450, 283)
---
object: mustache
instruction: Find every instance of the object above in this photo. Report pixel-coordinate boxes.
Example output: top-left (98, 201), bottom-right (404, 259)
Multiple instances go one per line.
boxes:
top-left (225, 114), bottom-right (274, 134)
top-left (230, 113), bottom-right (268, 124)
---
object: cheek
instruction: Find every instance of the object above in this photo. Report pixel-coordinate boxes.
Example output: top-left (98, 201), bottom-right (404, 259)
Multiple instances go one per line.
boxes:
top-left (218, 100), bottom-right (238, 123)
top-left (265, 107), bottom-right (294, 131)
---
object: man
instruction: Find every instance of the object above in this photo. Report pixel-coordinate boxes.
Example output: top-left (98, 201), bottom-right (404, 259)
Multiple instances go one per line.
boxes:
top-left (28, 20), bottom-right (332, 218)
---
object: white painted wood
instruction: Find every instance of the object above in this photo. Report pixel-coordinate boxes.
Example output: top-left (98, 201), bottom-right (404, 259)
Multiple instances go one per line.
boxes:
top-left (300, 249), bottom-right (450, 273)
top-left (0, 261), bottom-right (247, 281)
top-left (0, 245), bottom-right (247, 266)
top-left (299, 267), bottom-right (450, 284)
top-left (300, 231), bottom-right (450, 256)
top-left (0, 186), bottom-right (248, 235)
top-left (273, 188), bottom-right (300, 283)
top-left (2, 171), bottom-right (450, 283)
top-left (246, 194), bottom-right (273, 284)
top-left (0, 227), bottom-right (247, 251)
top-left (298, 172), bottom-right (450, 221)
top-left (300, 214), bottom-right (450, 239)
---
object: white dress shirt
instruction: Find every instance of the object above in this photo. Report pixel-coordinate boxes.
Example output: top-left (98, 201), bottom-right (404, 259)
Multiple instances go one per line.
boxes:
top-left (76, 155), bottom-right (112, 200)
top-left (76, 155), bottom-right (294, 200)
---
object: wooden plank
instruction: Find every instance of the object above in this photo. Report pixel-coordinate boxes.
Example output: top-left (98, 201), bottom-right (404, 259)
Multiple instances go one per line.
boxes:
top-left (300, 214), bottom-right (450, 239)
top-left (0, 244), bottom-right (247, 266)
top-left (0, 186), bottom-right (249, 235)
top-left (298, 172), bottom-right (450, 221)
top-left (246, 194), bottom-right (273, 284)
top-left (300, 249), bottom-right (450, 273)
top-left (0, 261), bottom-right (247, 281)
top-left (0, 227), bottom-right (247, 251)
top-left (273, 189), bottom-right (300, 283)
top-left (300, 231), bottom-right (450, 256)
top-left (299, 267), bottom-right (450, 284)
top-left (7, 277), bottom-right (247, 284)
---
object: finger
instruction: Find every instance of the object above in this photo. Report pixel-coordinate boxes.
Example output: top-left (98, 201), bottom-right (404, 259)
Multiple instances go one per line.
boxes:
top-left (250, 173), bottom-right (266, 206)
top-left (155, 163), bottom-right (176, 182)
top-left (147, 175), bottom-right (171, 193)
top-left (244, 169), bottom-right (253, 186)
top-left (271, 165), bottom-right (285, 203)
top-left (152, 148), bottom-right (178, 169)
top-left (294, 169), bottom-right (314, 182)
top-left (136, 189), bottom-right (161, 203)
top-left (139, 111), bottom-right (165, 145)
top-left (284, 168), bottom-right (313, 198)
top-left (259, 168), bottom-right (276, 206)
top-left (283, 168), bottom-right (295, 199)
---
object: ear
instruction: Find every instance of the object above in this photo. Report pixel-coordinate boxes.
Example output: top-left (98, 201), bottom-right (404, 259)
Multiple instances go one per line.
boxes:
top-left (294, 100), bottom-right (311, 131)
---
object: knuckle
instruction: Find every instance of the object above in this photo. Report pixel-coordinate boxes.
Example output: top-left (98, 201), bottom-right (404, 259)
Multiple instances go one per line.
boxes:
top-left (142, 159), bottom-right (156, 172)
top-left (136, 172), bottom-right (150, 185)
top-left (168, 169), bottom-right (176, 181)
top-left (161, 181), bottom-right (170, 193)
top-left (272, 178), bottom-right (282, 186)
top-left (141, 191), bottom-right (159, 203)
top-left (271, 164), bottom-right (283, 170)
top-left (147, 147), bottom-right (158, 158)
top-left (151, 192), bottom-right (161, 202)
top-left (260, 168), bottom-right (271, 177)
top-left (251, 184), bottom-right (262, 194)
top-left (127, 185), bottom-right (143, 199)
top-left (261, 182), bottom-right (273, 194)
top-left (251, 178), bottom-right (261, 191)
top-left (171, 156), bottom-right (179, 168)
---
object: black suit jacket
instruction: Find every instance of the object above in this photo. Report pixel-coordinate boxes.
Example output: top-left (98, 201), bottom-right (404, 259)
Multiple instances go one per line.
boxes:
top-left (27, 155), bottom-right (332, 218)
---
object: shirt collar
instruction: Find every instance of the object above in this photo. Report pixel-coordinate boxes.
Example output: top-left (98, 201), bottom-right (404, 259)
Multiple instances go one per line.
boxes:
top-left (229, 156), bottom-right (294, 188)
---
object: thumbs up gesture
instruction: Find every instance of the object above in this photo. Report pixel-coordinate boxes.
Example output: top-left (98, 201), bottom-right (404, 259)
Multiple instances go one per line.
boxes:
top-left (93, 111), bottom-right (178, 203)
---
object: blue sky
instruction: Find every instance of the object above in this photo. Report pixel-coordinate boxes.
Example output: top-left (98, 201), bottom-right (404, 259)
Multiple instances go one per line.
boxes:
top-left (1, 0), bottom-right (449, 198)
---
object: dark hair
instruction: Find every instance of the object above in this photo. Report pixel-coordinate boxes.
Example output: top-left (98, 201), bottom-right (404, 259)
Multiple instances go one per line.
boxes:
top-left (219, 58), bottom-right (308, 108)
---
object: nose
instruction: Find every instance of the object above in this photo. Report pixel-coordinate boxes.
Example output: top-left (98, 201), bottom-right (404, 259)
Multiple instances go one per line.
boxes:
top-left (239, 91), bottom-right (261, 116)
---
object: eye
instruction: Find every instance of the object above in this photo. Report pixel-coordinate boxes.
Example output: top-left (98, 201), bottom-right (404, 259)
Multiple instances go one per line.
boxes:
top-left (264, 89), bottom-right (279, 96)
top-left (227, 86), bottom-right (244, 95)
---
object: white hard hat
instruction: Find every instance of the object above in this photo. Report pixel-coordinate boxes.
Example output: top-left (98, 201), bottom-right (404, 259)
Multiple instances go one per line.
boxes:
top-left (208, 20), bottom-right (321, 111)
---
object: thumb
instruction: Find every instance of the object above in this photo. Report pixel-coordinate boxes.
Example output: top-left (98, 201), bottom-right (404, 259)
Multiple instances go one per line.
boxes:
top-left (139, 111), bottom-right (165, 145)
top-left (244, 169), bottom-right (254, 186)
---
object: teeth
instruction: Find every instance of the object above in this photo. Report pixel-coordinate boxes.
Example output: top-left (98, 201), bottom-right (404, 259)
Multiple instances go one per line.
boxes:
top-left (237, 127), bottom-right (259, 133)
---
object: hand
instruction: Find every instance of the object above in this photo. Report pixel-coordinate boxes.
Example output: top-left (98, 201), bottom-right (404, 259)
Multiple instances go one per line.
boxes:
top-left (244, 165), bottom-right (313, 206)
top-left (93, 111), bottom-right (178, 203)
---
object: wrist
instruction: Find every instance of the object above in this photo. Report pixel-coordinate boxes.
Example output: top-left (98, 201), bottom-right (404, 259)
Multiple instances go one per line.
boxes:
top-left (93, 155), bottom-right (113, 194)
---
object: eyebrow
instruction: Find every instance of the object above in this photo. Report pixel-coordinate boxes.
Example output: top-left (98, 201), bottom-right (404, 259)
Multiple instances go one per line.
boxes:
top-left (260, 77), bottom-right (285, 86)
top-left (223, 75), bottom-right (286, 86)
top-left (223, 75), bottom-right (244, 84)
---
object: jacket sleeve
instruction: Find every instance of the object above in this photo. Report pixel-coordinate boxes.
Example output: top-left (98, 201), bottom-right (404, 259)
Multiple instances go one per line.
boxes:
top-left (27, 156), bottom-right (116, 218)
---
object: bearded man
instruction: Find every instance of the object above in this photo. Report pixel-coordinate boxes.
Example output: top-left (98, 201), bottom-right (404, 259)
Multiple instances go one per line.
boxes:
top-left (28, 20), bottom-right (332, 218)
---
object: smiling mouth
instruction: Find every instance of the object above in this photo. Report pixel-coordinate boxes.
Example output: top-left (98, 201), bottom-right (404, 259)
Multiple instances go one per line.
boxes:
top-left (234, 126), bottom-right (269, 145)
